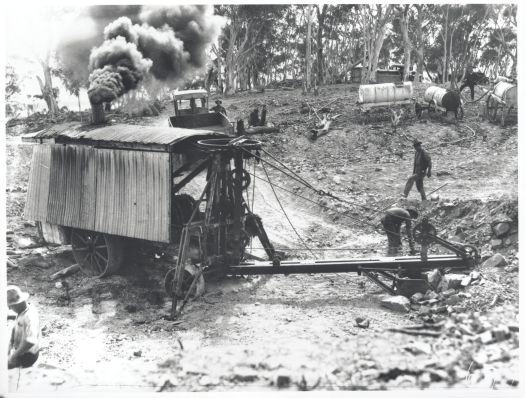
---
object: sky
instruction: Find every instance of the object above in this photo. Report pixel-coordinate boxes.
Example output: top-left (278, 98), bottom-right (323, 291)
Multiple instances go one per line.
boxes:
top-left (6, 5), bottom-right (92, 112)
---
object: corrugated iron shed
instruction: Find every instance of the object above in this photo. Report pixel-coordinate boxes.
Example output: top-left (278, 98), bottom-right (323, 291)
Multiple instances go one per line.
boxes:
top-left (28, 123), bottom-right (227, 152)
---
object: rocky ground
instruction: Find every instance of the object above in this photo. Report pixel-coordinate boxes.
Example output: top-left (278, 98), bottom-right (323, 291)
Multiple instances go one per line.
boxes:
top-left (4, 82), bottom-right (519, 392)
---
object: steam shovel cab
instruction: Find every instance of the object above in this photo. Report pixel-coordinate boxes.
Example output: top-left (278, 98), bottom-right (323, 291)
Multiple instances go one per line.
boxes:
top-left (24, 123), bottom-right (229, 277)
top-left (168, 89), bottom-right (234, 135)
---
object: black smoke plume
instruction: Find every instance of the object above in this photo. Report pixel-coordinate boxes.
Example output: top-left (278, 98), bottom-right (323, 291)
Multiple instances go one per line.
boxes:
top-left (87, 37), bottom-right (152, 104)
top-left (57, 5), bottom-right (223, 104)
top-left (57, 6), bottom-right (143, 85)
top-left (139, 5), bottom-right (221, 68)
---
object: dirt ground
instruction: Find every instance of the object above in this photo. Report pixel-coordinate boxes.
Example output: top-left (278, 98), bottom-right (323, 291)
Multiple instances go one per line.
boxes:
top-left (5, 82), bottom-right (519, 392)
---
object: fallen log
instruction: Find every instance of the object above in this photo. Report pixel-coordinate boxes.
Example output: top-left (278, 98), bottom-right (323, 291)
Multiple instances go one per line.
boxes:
top-left (50, 263), bottom-right (80, 280)
top-left (244, 126), bottom-right (280, 135)
top-left (310, 114), bottom-right (341, 140)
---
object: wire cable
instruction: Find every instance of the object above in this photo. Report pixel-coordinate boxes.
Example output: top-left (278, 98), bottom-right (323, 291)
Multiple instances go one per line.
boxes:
top-left (243, 147), bottom-right (385, 215)
top-left (260, 160), bottom-right (318, 259)
top-left (247, 168), bottom-right (412, 243)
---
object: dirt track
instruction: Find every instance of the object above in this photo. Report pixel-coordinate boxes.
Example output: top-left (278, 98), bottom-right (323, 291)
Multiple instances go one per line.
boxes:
top-left (5, 83), bottom-right (519, 392)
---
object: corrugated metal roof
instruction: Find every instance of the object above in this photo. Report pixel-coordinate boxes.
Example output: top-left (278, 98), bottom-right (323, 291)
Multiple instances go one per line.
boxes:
top-left (31, 123), bottom-right (227, 149)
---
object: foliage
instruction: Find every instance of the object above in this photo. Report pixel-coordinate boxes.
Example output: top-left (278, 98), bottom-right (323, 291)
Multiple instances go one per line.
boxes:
top-left (7, 4), bottom-right (517, 101)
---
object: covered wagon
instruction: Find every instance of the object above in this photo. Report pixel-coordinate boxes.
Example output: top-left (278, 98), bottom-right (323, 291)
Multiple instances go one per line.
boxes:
top-left (415, 86), bottom-right (464, 120)
top-left (485, 81), bottom-right (517, 126)
top-left (357, 82), bottom-right (414, 110)
top-left (356, 82), bottom-right (414, 123)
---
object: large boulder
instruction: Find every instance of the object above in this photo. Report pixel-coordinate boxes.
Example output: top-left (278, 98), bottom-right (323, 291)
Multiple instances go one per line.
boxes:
top-left (492, 222), bottom-right (511, 238)
top-left (381, 295), bottom-right (411, 313)
top-left (482, 253), bottom-right (507, 268)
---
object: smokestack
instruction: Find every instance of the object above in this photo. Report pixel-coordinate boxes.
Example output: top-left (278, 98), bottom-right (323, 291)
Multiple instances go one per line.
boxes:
top-left (91, 102), bottom-right (106, 124)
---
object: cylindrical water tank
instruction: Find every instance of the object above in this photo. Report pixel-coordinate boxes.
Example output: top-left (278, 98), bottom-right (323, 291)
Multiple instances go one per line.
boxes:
top-left (493, 82), bottom-right (517, 105)
top-left (423, 86), bottom-right (461, 111)
top-left (358, 82), bottom-right (413, 104)
top-left (423, 86), bottom-right (447, 104)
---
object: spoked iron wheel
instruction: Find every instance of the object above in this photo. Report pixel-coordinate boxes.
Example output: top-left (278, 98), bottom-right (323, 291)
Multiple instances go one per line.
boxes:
top-left (164, 264), bottom-right (205, 299)
top-left (486, 96), bottom-right (498, 123)
top-left (456, 105), bottom-right (464, 121)
top-left (500, 105), bottom-right (507, 127)
top-left (71, 229), bottom-right (124, 277)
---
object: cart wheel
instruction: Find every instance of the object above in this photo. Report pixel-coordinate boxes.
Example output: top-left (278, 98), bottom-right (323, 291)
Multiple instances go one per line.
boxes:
top-left (71, 229), bottom-right (124, 277)
top-left (230, 168), bottom-right (251, 189)
top-left (164, 264), bottom-right (205, 299)
top-left (500, 105), bottom-right (507, 127)
top-left (415, 102), bottom-right (423, 119)
top-left (486, 96), bottom-right (498, 123)
top-left (456, 105), bottom-right (464, 120)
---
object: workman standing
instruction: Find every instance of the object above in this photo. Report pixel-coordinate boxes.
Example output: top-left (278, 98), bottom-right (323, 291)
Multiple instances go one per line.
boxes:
top-left (381, 207), bottom-right (418, 256)
top-left (7, 285), bottom-right (41, 369)
top-left (211, 99), bottom-right (227, 115)
top-left (403, 139), bottom-right (432, 201)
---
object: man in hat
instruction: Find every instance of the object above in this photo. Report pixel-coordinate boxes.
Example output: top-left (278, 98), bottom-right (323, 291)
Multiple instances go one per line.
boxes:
top-left (403, 139), bottom-right (432, 200)
top-left (7, 285), bottom-right (41, 369)
top-left (381, 207), bottom-right (418, 256)
top-left (211, 99), bottom-right (227, 115)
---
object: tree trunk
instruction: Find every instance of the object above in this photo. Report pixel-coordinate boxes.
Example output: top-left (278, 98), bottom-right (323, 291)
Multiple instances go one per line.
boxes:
top-left (448, 25), bottom-right (457, 88)
top-left (77, 94), bottom-right (82, 122)
top-left (369, 6), bottom-right (392, 83)
top-left (217, 51), bottom-right (223, 94)
top-left (316, 5), bottom-right (327, 86)
top-left (224, 25), bottom-right (238, 96)
top-left (361, 5), bottom-right (393, 83)
top-left (398, 5), bottom-right (412, 81)
top-left (36, 58), bottom-right (59, 117)
top-left (304, 5), bottom-right (313, 93)
top-left (361, 8), bottom-right (370, 83)
top-left (442, 5), bottom-right (449, 84)
top-left (413, 5), bottom-right (425, 82)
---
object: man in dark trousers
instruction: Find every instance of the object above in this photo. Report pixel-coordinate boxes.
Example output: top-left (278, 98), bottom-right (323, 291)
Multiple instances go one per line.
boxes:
top-left (381, 207), bottom-right (418, 256)
top-left (403, 139), bottom-right (432, 200)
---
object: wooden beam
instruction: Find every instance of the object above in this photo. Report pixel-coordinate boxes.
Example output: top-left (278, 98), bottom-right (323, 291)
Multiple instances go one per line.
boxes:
top-left (50, 264), bottom-right (80, 280)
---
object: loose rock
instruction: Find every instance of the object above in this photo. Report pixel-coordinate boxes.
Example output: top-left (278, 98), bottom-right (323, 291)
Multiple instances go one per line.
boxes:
top-left (491, 239), bottom-right (503, 249)
top-left (482, 253), bottom-right (507, 268)
top-left (461, 276), bottom-right (472, 287)
top-left (410, 292), bottom-right (424, 302)
top-left (276, 374), bottom-right (292, 388)
top-left (492, 222), bottom-right (510, 238)
top-left (426, 269), bottom-right (442, 290)
top-left (440, 274), bottom-right (464, 290)
top-left (355, 317), bottom-right (370, 328)
top-left (381, 295), bottom-right (411, 313)
top-left (445, 294), bottom-right (461, 306)
top-left (231, 367), bottom-right (259, 383)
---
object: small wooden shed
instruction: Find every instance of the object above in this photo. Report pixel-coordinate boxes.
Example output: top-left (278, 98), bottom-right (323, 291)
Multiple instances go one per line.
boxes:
top-left (351, 67), bottom-right (403, 84)
top-left (25, 123), bottom-right (227, 244)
